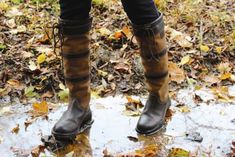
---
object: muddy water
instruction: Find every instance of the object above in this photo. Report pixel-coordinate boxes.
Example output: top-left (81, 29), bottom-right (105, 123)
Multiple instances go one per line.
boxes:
top-left (0, 88), bottom-right (235, 157)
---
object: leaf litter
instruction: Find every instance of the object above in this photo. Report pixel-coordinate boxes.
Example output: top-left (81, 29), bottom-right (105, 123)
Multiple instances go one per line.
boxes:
top-left (0, 0), bottom-right (235, 156)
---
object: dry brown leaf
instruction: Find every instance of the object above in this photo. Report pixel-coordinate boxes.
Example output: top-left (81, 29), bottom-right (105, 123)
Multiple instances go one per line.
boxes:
top-left (169, 62), bottom-right (185, 84)
top-left (41, 91), bottom-right (54, 99)
top-left (7, 79), bottom-right (23, 89)
top-left (169, 28), bottom-right (192, 48)
top-left (203, 75), bottom-right (220, 84)
top-left (11, 124), bottom-right (20, 134)
top-left (114, 62), bottom-right (130, 72)
top-left (31, 145), bottom-right (45, 157)
top-left (217, 62), bottom-right (231, 73)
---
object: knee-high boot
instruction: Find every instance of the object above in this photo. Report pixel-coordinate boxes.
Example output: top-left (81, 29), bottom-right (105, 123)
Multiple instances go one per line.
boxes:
top-left (52, 18), bottom-right (93, 140)
top-left (132, 13), bottom-right (171, 135)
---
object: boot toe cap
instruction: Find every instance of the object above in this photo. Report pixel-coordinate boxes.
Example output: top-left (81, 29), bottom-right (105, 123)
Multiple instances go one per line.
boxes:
top-left (53, 121), bottom-right (77, 134)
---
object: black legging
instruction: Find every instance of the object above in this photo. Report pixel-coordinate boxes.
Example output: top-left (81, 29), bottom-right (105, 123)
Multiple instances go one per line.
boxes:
top-left (59, 0), bottom-right (160, 25)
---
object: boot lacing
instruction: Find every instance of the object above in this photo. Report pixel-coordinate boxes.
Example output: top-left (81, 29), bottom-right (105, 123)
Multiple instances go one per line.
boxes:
top-left (52, 22), bottom-right (65, 78)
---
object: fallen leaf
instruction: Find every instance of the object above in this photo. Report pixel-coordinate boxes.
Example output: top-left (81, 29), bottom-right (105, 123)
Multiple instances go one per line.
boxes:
top-left (179, 106), bottom-right (190, 113)
top-left (215, 46), bottom-right (222, 54)
top-left (37, 53), bottom-right (46, 64)
top-left (11, 124), bottom-right (20, 134)
top-left (114, 62), bottom-right (130, 72)
top-left (217, 62), bottom-right (231, 73)
top-left (123, 96), bottom-right (144, 117)
top-left (122, 26), bottom-right (132, 39)
top-left (114, 31), bottom-right (123, 39)
top-left (0, 2), bottom-right (9, 11)
top-left (211, 86), bottom-right (231, 102)
top-left (28, 61), bottom-right (37, 71)
top-left (169, 28), bottom-right (192, 48)
top-left (203, 74), bottom-right (220, 85)
top-left (168, 148), bottom-right (190, 157)
top-left (97, 70), bottom-right (108, 77)
top-left (59, 83), bottom-right (66, 90)
top-left (200, 44), bottom-right (210, 52)
top-left (41, 91), bottom-right (54, 99)
top-left (31, 145), bottom-right (45, 157)
top-left (169, 62), bottom-right (185, 84)
top-left (24, 118), bottom-right (35, 131)
top-left (220, 73), bottom-right (232, 80)
top-left (7, 79), bottom-right (22, 89)
top-left (98, 28), bottom-right (111, 36)
top-left (24, 86), bottom-right (38, 98)
top-left (135, 144), bottom-right (160, 157)
top-left (58, 88), bottom-right (69, 101)
top-left (179, 55), bottom-right (191, 65)
top-left (32, 101), bottom-right (49, 115)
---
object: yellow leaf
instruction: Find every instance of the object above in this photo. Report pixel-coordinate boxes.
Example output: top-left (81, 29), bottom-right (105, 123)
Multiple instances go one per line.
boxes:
top-left (168, 148), bottom-right (190, 157)
top-left (97, 70), bottom-right (108, 77)
top-left (215, 46), bottom-right (222, 54)
top-left (33, 101), bottom-right (48, 115)
top-left (200, 44), bottom-right (210, 52)
top-left (98, 28), bottom-right (111, 36)
top-left (230, 74), bottom-right (235, 82)
top-left (179, 55), bottom-right (190, 65)
top-left (37, 53), bottom-right (46, 64)
top-left (0, 2), bottom-right (9, 11)
top-left (179, 106), bottom-right (190, 113)
top-left (220, 73), bottom-right (232, 80)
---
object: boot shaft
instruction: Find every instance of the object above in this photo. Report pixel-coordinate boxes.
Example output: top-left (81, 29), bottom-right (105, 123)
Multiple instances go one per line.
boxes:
top-left (56, 18), bottom-right (92, 108)
top-left (132, 13), bottom-right (169, 103)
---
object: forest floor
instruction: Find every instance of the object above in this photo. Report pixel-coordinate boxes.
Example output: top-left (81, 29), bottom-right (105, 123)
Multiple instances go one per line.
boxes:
top-left (0, 0), bottom-right (235, 156)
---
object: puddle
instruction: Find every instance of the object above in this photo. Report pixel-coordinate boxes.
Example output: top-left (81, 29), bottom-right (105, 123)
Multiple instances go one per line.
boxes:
top-left (0, 88), bottom-right (235, 157)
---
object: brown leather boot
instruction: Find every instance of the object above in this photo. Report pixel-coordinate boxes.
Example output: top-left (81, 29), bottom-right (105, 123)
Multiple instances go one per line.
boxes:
top-left (132, 13), bottom-right (171, 135)
top-left (52, 18), bottom-right (93, 140)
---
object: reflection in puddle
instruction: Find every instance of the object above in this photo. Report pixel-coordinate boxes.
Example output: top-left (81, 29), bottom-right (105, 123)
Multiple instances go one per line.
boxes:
top-left (49, 129), bottom-right (169, 157)
top-left (52, 130), bottom-right (93, 157)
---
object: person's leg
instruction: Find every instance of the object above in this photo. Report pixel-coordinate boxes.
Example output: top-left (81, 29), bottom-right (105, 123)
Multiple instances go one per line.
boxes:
top-left (52, 0), bottom-right (93, 140)
top-left (59, 0), bottom-right (92, 20)
top-left (121, 0), bottom-right (170, 135)
top-left (121, 0), bottom-right (160, 25)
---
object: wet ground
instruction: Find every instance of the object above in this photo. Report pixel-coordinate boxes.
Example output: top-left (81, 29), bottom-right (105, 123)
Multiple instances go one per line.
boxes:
top-left (0, 87), bottom-right (235, 157)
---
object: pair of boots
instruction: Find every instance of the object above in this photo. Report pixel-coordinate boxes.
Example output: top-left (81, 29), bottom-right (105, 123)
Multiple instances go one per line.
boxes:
top-left (52, 13), bottom-right (171, 139)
